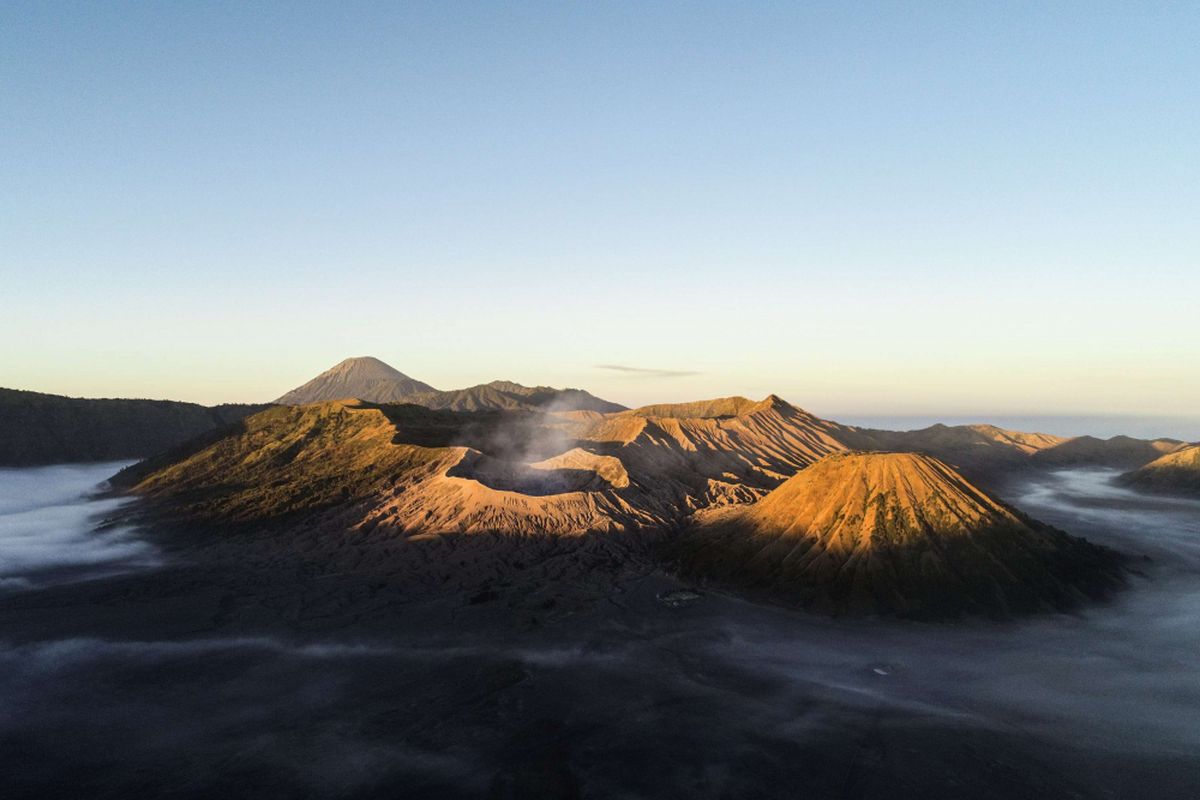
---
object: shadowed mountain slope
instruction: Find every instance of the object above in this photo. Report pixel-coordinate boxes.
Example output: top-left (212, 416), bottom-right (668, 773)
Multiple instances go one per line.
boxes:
top-left (1031, 435), bottom-right (1187, 470)
top-left (1117, 444), bottom-right (1200, 497)
top-left (0, 387), bottom-right (269, 466)
top-left (835, 423), bottom-right (1068, 485)
top-left (404, 380), bottom-right (625, 413)
top-left (838, 424), bottom-right (1189, 486)
top-left (674, 452), bottom-right (1123, 618)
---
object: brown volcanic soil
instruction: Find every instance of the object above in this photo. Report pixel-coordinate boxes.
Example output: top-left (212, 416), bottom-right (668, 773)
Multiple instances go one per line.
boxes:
top-left (674, 452), bottom-right (1124, 618)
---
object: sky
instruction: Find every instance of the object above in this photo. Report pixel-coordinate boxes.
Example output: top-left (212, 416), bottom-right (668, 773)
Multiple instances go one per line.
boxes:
top-left (2, 2), bottom-right (1198, 425)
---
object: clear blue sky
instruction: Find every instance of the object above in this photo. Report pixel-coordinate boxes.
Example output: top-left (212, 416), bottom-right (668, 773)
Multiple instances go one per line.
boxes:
top-left (2, 2), bottom-right (1198, 421)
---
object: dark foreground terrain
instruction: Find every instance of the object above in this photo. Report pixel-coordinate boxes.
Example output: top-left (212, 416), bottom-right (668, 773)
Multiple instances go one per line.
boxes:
top-left (2, 465), bottom-right (1199, 799)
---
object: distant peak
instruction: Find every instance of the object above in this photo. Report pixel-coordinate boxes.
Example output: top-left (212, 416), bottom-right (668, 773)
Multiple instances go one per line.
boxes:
top-left (275, 356), bottom-right (438, 405)
top-left (680, 448), bottom-right (1124, 617)
top-left (751, 394), bottom-right (794, 413)
top-left (330, 356), bottom-right (397, 373)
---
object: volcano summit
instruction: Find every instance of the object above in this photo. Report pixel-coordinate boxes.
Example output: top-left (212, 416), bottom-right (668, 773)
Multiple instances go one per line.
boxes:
top-left (675, 451), bottom-right (1124, 617)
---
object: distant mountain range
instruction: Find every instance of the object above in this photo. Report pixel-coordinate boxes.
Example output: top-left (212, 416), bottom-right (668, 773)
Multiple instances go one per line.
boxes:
top-left (0, 357), bottom-right (623, 466)
top-left (0, 388), bottom-right (268, 466)
top-left (3, 356), bottom-right (1195, 502)
top-left (275, 356), bottom-right (625, 413)
top-left (839, 422), bottom-right (1190, 486)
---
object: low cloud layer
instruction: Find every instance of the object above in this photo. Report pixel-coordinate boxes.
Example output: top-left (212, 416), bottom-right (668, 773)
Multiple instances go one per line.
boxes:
top-left (0, 462), bottom-right (156, 589)
top-left (595, 364), bottom-right (700, 379)
top-left (2, 467), bottom-right (1200, 796)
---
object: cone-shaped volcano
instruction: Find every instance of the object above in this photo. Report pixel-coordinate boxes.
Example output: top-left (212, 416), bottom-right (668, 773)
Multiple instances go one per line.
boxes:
top-left (276, 357), bottom-right (437, 404)
top-left (676, 451), bottom-right (1124, 618)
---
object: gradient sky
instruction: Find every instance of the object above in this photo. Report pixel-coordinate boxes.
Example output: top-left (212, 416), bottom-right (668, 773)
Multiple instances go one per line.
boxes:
top-left (2, 2), bottom-right (1198, 421)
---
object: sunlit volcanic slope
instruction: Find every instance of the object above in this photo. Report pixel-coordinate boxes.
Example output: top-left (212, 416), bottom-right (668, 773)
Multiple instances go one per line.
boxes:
top-left (116, 401), bottom-right (452, 523)
top-left (1118, 443), bottom-right (1200, 497)
top-left (576, 395), bottom-right (852, 503)
top-left (116, 401), bottom-right (661, 535)
top-left (369, 395), bottom-right (855, 529)
top-left (674, 452), bottom-right (1124, 618)
top-left (113, 395), bottom-right (855, 537)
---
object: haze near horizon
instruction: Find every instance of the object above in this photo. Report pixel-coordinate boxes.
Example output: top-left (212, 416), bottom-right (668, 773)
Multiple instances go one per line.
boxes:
top-left (2, 2), bottom-right (1197, 420)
